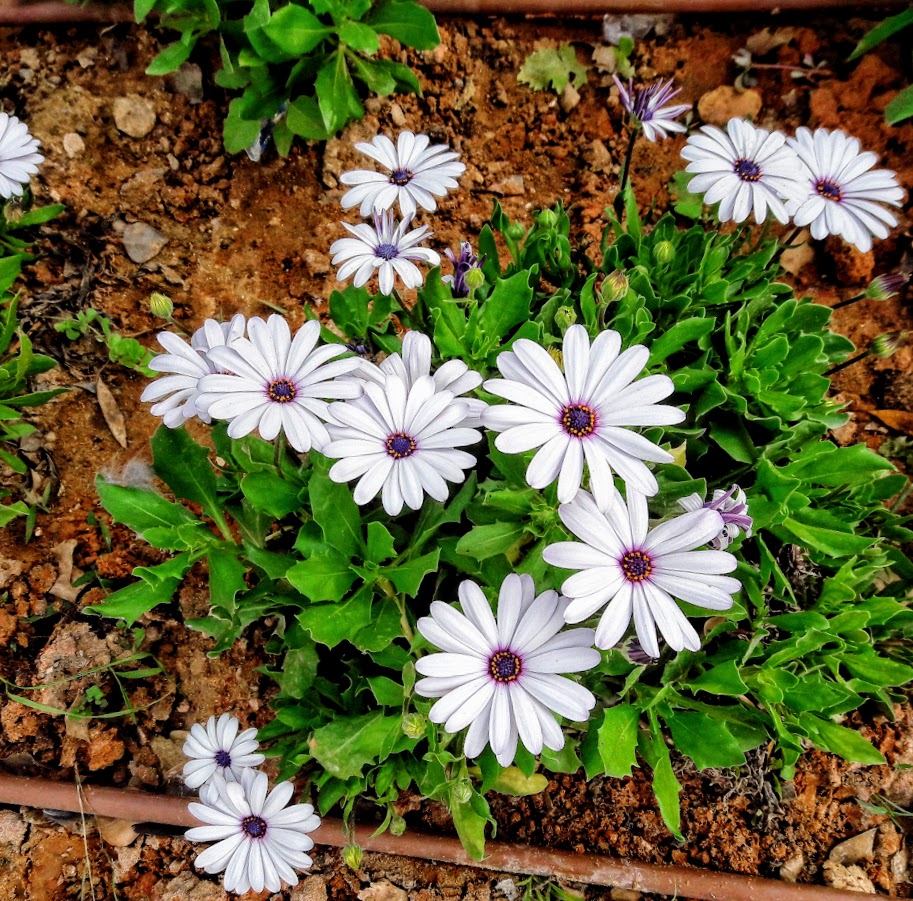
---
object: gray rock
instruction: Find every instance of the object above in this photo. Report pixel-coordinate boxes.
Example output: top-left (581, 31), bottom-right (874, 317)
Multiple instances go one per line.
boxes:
top-left (167, 64), bottom-right (204, 104)
top-left (122, 222), bottom-right (168, 264)
top-left (113, 95), bottom-right (157, 138)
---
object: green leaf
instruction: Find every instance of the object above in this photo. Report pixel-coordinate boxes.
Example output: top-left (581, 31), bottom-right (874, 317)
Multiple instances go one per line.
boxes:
top-left (224, 100), bottom-right (263, 155)
top-left (367, 675), bottom-right (403, 706)
top-left (287, 551), bottom-right (358, 602)
top-left (597, 704), bottom-right (641, 778)
top-left (134, 0), bottom-right (157, 22)
top-left (449, 790), bottom-right (489, 861)
top-left (386, 549), bottom-right (440, 596)
top-left (649, 317), bottom-right (714, 365)
top-left (286, 96), bottom-right (331, 141)
top-left (478, 270), bottom-right (535, 352)
top-left (367, 0), bottom-right (440, 50)
top-left (665, 711), bottom-right (745, 770)
top-left (455, 521), bottom-right (525, 561)
top-left (338, 19), bottom-right (380, 54)
top-left (151, 426), bottom-right (221, 517)
top-left (800, 714), bottom-right (886, 765)
top-left (366, 522), bottom-right (397, 563)
top-left (96, 476), bottom-right (199, 539)
top-left (13, 204), bottom-right (65, 228)
top-left (86, 553), bottom-right (193, 622)
top-left (316, 51), bottom-right (362, 134)
top-left (886, 83), bottom-right (913, 125)
top-left (689, 660), bottom-right (749, 697)
top-left (638, 728), bottom-right (683, 840)
top-left (849, 8), bottom-right (913, 59)
top-left (490, 767), bottom-right (548, 796)
top-left (263, 4), bottom-right (333, 54)
top-left (309, 470), bottom-right (364, 559)
top-left (241, 471), bottom-right (302, 518)
top-left (279, 642), bottom-right (319, 699)
top-left (518, 45), bottom-right (588, 93)
top-left (208, 547), bottom-right (248, 614)
top-left (309, 712), bottom-right (401, 779)
top-left (146, 39), bottom-right (194, 76)
top-left (296, 586), bottom-right (373, 646)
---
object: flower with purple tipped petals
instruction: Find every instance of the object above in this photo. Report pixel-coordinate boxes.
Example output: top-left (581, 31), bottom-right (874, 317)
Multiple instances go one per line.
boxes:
top-left (182, 713), bottom-right (265, 790)
top-left (677, 484), bottom-right (753, 550)
top-left (443, 242), bottom-right (486, 298)
top-left (614, 76), bottom-right (691, 142)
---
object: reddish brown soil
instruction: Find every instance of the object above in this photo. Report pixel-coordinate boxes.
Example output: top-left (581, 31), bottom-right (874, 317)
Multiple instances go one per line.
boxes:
top-left (0, 9), bottom-right (912, 900)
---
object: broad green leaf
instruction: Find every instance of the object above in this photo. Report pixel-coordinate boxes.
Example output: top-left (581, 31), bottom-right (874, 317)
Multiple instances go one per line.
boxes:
top-left (316, 51), bottom-right (362, 134)
top-left (309, 712), bottom-right (401, 779)
top-left (367, 0), bottom-right (440, 50)
top-left (146, 39), bottom-right (194, 76)
top-left (286, 96), bottom-right (331, 141)
top-left (86, 553), bottom-right (193, 622)
top-left (800, 714), bottom-right (886, 765)
top-left (287, 551), bottom-right (358, 602)
top-left (490, 767), bottom-right (548, 796)
top-left (638, 728), bottom-right (683, 840)
top-left (455, 521), bottom-right (525, 561)
top-left (279, 642), bottom-right (319, 699)
top-left (296, 586), bottom-right (373, 646)
top-left (208, 548), bottom-right (248, 614)
top-left (367, 675), bottom-right (403, 707)
top-left (597, 704), bottom-right (641, 778)
top-left (310, 471), bottom-right (363, 559)
top-left (477, 270), bottom-right (534, 350)
top-left (689, 660), bottom-right (749, 697)
top-left (366, 522), bottom-right (397, 563)
top-left (96, 476), bottom-right (199, 538)
top-left (386, 549), bottom-right (440, 596)
top-left (449, 789), bottom-right (489, 861)
top-left (263, 5), bottom-right (333, 54)
top-left (665, 711), bottom-right (745, 770)
top-left (338, 19), bottom-right (380, 54)
top-left (241, 471), bottom-right (302, 518)
top-left (649, 316), bottom-right (714, 364)
top-left (134, 0), bottom-right (157, 22)
top-left (151, 426), bottom-right (220, 517)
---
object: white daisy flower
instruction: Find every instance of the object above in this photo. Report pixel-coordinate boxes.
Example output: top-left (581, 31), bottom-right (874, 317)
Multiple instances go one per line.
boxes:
top-left (0, 112), bottom-right (44, 200)
top-left (182, 712), bottom-right (265, 790)
top-left (141, 314), bottom-right (247, 428)
top-left (481, 325), bottom-right (685, 508)
top-left (330, 209), bottom-right (441, 296)
top-left (339, 131), bottom-right (466, 220)
top-left (677, 484), bottom-right (753, 550)
top-left (543, 489), bottom-right (741, 657)
top-left (348, 331), bottom-right (486, 428)
top-left (614, 76), bottom-right (691, 142)
top-left (415, 574), bottom-right (600, 766)
top-left (681, 118), bottom-right (806, 224)
top-left (197, 316), bottom-right (362, 453)
top-left (786, 127), bottom-right (904, 253)
top-left (186, 769), bottom-right (320, 895)
top-left (323, 370), bottom-right (481, 516)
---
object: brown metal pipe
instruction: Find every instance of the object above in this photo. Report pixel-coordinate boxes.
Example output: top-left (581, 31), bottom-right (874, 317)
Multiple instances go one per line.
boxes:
top-left (0, 773), bottom-right (880, 901)
top-left (0, 0), bottom-right (905, 24)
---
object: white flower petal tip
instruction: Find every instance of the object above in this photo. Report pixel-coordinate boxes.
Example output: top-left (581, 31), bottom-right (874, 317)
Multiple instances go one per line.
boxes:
top-left (323, 368), bottom-right (480, 516)
top-left (195, 314), bottom-right (363, 453)
top-left (681, 118), bottom-right (807, 225)
top-left (415, 574), bottom-right (600, 766)
top-left (0, 112), bottom-right (44, 200)
top-left (785, 126), bottom-right (904, 253)
top-left (331, 208), bottom-right (441, 295)
top-left (186, 770), bottom-right (320, 895)
top-left (482, 325), bottom-right (684, 506)
top-left (181, 713), bottom-right (265, 790)
top-left (142, 315), bottom-right (247, 429)
top-left (676, 484), bottom-right (753, 550)
top-left (339, 131), bottom-right (466, 218)
top-left (543, 490), bottom-right (741, 656)
top-left (614, 76), bottom-right (691, 142)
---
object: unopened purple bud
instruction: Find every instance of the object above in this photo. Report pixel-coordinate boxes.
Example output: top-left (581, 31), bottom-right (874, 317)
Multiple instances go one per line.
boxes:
top-left (865, 272), bottom-right (908, 301)
top-left (444, 241), bottom-right (486, 298)
top-left (871, 332), bottom-right (904, 359)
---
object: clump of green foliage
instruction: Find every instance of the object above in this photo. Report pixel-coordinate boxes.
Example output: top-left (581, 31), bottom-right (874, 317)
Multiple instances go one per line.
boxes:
top-left (136, 0), bottom-right (440, 152)
top-left (54, 308), bottom-right (156, 376)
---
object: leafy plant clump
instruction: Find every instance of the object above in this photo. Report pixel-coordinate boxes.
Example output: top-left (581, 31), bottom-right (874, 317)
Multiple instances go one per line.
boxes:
top-left (92, 115), bottom-right (911, 862)
top-left (136, 0), bottom-right (440, 153)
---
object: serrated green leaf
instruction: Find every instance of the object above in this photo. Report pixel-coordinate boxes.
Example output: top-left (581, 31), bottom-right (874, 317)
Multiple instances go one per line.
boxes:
top-left (800, 714), bottom-right (886, 765)
top-left (689, 660), bottom-right (749, 697)
top-left (386, 549), bottom-right (440, 596)
top-left (296, 586), bottom-right (373, 646)
top-left (309, 712), bottom-right (401, 779)
top-left (518, 45), bottom-right (588, 94)
top-left (263, 4), bottom-right (333, 54)
top-left (287, 551), bottom-right (358, 602)
top-left (96, 476), bottom-right (199, 538)
top-left (665, 711), bottom-right (745, 770)
top-left (310, 469), bottom-right (363, 559)
top-left (597, 704), bottom-right (641, 778)
top-left (366, 522), bottom-right (397, 563)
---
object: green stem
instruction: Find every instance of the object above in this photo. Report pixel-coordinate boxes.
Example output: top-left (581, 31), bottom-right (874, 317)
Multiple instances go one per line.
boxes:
top-left (388, 289), bottom-right (414, 327)
top-left (614, 125), bottom-right (638, 219)
top-left (889, 478), bottom-right (913, 513)
top-left (274, 431), bottom-right (287, 476)
top-left (825, 350), bottom-right (869, 377)
top-left (832, 291), bottom-right (867, 310)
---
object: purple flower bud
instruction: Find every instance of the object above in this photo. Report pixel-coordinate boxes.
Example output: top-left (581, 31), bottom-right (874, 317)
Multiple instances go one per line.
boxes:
top-left (443, 241), bottom-right (486, 298)
top-left (865, 272), bottom-right (908, 301)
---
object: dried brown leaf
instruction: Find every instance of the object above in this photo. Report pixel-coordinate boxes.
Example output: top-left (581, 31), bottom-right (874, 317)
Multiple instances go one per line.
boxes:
top-left (745, 27), bottom-right (795, 56)
top-left (873, 409), bottom-right (913, 435)
top-left (96, 378), bottom-right (128, 448)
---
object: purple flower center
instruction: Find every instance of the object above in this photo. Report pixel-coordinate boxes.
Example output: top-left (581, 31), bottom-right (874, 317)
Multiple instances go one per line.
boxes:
top-left (385, 432), bottom-right (416, 459)
top-left (815, 178), bottom-right (843, 203)
top-left (560, 403), bottom-right (597, 438)
top-left (390, 168), bottom-right (413, 186)
top-left (621, 549), bottom-right (653, 583)
top-left (733, 158), bottom-right (762, 182)
top-left (375, 243), bottom-right (399, 261)
top-left (241, 815), bottom-right (268, 839)
top-left (267, 377), bottom-right (297, 403)
top-left (214, 750), bottom-right (232, 768)
top-left (489, 649), bottom-right (522, 683)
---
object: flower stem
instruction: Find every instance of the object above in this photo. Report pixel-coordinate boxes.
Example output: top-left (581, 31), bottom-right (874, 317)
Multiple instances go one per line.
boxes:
top-left (388, 289), bottom-right (414, 328)
top-left (274, 431), bottom-right (287, 475)
top-left (825, 350), bottom-right (869, 376)
top-left (614, 125), bottom-right (638, 219)
top-left (378, 577), bottom-right (414, 644)
top-left (832, 291), bottom-right (866, 310)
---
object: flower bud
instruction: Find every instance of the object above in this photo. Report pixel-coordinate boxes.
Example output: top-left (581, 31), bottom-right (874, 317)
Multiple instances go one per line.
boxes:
top-left (546, 346), bottom-right (563, 369)
top-left (505, 222), bottom-right (526, 242)
top-left (653, 240), bottom-right (675, 266)
top-left (464, 267), bottom-right (485, 292)
top-left (871, 332), bottom-right (904, 359)
top-left (343, 842), bottom-right (363, 870)
top-left (401, 713), bottom-right (427, 739)
top-left (601, 270), bottom-right (628, 303)
top-left (555, 306), bottom-right (577, 334)
top-left (537, 209), bottom-right (558, 229)
top-left (865, 272), bottom-right (908, 301)
top-left (149, 292), bottom-right (174, 319)
top-left (2, 199), bottom-right (23, 224)
top-left (451, 778), bottom-right (473, 805)
top-left (390, 813), bottom-right (406, 836)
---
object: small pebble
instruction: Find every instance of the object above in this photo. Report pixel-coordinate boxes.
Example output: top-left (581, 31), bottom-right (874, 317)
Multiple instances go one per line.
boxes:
top-left (62, 133), bottom-right (85, 158)
top-left (122, 222), bottom-right (168, 264)
top-left (488, 174), bottom-right (525, 196)
top-left (113, 95), bottom-right (157, 138)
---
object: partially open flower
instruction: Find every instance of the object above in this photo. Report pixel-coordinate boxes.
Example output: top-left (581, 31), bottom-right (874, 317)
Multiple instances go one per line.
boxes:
top-left (182, 713), bottom-right (265, 790)
top-left (0, 112), bottom-right (44, 200)
top-left (614, 76), bottom-right (690, 142)
top-left (677, 484), bottom-right (753, 550)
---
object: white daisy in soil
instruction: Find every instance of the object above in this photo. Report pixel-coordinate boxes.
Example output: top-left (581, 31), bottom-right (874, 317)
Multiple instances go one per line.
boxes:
top-left (339, 131), bottom-right (466, 220)
top-left (141, 314), bottom-right (247, 428)
top-left (681, 118), bottom-right (806, 225)
top-left (415, 574), bottom-right (600, 766)
top-left (677, 484), bottom-right (753, 550)
top-left (543, 489), bottom-right (741, 657)
top-left (186, 769), bottom-right (320, 895)
top-left (348, 330), bottom-right (486, 428)
top-left (786, 127), bottom-right (904, 253)
top-left (481, 325), bottom-right (685, 508)
top-left (323, 370), bottom-right (481, 515)
top-left (182, 712), bottom-right (265, 790)
top-left (0, 112), bottom-right (44, 200)
top-left (197, 316), bottom-right (362, 453)
top-left (330, 209), bottom-right (441, 296)
top-left (614, 76), bottom-right (690, 142)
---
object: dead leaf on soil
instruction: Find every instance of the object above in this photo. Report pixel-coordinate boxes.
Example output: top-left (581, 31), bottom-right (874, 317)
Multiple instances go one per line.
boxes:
top-left (96, 377), bottom-right (128, 448)
top-left (49, 539), bottom-right (83, 602)
top-left (822, 860), bottom-right (876, 894)
top-left (357, 881), bottom-right (407, 901)
top-left (829, 827), bottom-right (878, 865)
top-left (95, 815), bottom-right (138, 847)
top-left (872, 409), bottom-right (913, 435)
top-left (745, 27), bottom-right (796, 56)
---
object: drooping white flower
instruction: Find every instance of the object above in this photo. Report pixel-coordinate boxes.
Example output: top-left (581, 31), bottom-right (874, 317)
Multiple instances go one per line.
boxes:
top-left (415, 574), bottom-right (600, 766)
top-left (182, 712), bottom-right (265, 790)
top-left (786, 127), bottom-right (904, 253)
top-left (186, 770), bottom-right (320, 895)
top-left (681, 118), bottom-right (806, 225)
top-left (141, 314), bottom-right (246, 428)
top-left (197, 316), bottom-right (362, 453)
top-left (0, 112), bottom-right (44, 200)
top-left (543, 489), bottom-right (740, 657)
top-left (348, 330), bottom-right (486, 428)
top-left (482, 325), bottom-right (685, 508)
top-left (614, 76), bottom-right (690, 142)
top-left (331, 210), bottom-right (441, 296)
top-left (677, 484), bottom-right (753, 550)
top-left (339, 131), bottom-right (465, 220)
top-left (323, 369), bottom-right (480, 515)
